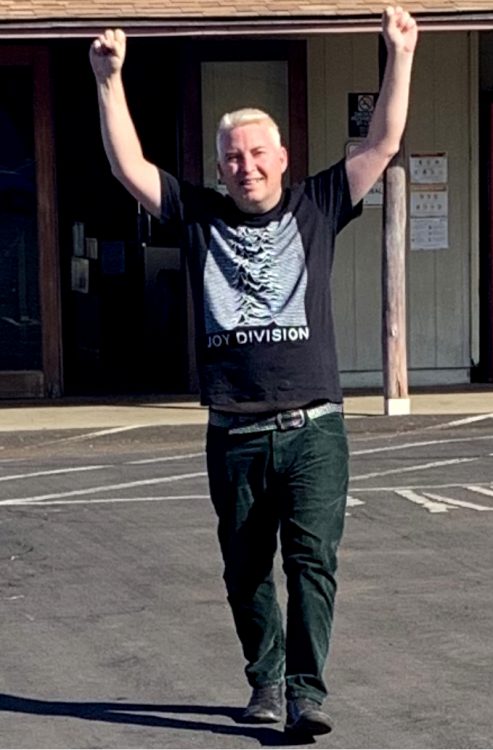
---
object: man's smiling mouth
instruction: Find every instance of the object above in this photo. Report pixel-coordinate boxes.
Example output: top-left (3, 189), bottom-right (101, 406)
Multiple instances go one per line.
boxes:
top-left (240, 178), bottom-right (263, 186)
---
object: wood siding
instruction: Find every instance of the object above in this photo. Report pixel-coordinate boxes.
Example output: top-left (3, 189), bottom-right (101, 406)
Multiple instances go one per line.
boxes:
top-left (308, 32), bottom-right (474, 386)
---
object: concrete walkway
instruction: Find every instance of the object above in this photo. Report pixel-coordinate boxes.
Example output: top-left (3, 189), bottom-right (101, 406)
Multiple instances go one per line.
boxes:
top-left (1, 387), bottom-right (493, 432)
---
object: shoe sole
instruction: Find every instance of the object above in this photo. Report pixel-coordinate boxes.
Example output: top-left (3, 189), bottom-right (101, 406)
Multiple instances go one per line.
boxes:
top-left (241, 706), bottom-right (282, 724)
top-left (242, 710), bottom-right (282, 724)
top-left (285, 715), bottom-right (333, 736)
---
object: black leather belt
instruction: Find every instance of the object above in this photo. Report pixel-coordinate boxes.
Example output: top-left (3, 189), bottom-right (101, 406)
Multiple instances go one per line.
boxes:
top-left (209, 401), bottom-right (343, 434)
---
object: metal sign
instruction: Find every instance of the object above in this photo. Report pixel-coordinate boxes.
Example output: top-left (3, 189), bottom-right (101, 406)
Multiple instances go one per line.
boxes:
top-left (348, 93), bottom-right (378, 138)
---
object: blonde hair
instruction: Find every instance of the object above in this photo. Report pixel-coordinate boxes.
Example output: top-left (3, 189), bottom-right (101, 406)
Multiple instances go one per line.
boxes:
top-left (216, 108), bottom-right (282, 158)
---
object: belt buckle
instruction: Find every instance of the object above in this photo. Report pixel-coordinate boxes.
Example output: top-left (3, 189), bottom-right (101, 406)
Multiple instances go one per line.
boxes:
top-left (275, 409), bottom-right (306, 431)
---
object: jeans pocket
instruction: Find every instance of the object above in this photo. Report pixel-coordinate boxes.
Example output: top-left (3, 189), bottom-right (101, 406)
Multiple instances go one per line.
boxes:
top-left (310, 411), bottom-right (347, 439)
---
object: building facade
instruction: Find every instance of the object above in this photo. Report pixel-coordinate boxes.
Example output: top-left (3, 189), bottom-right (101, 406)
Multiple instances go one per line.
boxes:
top-left (1, 1), bottom-right (493, 399)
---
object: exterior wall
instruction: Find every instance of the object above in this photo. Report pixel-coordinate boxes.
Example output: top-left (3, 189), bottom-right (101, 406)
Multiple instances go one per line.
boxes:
top-left (0, 30), bottom-right (478, 398)
top-left (307, 32), bottom-right (476, 387)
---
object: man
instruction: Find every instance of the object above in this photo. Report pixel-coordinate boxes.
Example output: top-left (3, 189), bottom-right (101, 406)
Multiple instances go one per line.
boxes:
top-left (90, 6), bottom-right (417, 738)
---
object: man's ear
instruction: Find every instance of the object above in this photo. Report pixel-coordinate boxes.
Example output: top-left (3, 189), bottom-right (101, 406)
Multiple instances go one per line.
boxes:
top-left (217, 161), bottom-right (224, 183)
top-left (280, 146), bottom-right (289, 174)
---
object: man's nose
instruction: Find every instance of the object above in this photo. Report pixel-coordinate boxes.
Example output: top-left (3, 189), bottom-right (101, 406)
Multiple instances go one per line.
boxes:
top-left (241, 153), bottom-right (255, 173)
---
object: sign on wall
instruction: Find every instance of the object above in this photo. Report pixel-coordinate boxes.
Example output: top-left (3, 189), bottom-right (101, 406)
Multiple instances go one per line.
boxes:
top-left (409, 153), bottom-right (448, 184)
top-left (409, 153), bottom-right (449, 250)
top-left (348, 93), bottom-right (378, 138)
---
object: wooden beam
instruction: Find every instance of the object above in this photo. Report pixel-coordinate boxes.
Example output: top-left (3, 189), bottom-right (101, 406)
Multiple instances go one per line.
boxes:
top-left (0, 45), bottom-right (62, 399)
top-left (287, 41), bottom-right (308, 183)
top-left (379, 36), bottom-right (410, 415)
top-left (179, 44), bottom-right (201, 394)
top-left (33, 46), bottom-right (63, 398)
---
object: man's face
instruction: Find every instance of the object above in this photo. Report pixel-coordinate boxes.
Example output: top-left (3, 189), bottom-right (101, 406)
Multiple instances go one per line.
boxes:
top-left (217, 122), bottom-right (288, 214)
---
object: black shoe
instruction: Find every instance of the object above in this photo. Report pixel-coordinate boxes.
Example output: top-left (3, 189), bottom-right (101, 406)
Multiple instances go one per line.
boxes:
top-left (285, 697), bottom-right (333, 736)
top-left (242, 683), bottom-right (283, 723)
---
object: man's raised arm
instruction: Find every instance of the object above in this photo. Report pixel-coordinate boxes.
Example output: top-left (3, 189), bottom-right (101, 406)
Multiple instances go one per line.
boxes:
top-left (346, 5), bottom-right (418, 207)
top-left (89, 29), bottom-right (161, 218)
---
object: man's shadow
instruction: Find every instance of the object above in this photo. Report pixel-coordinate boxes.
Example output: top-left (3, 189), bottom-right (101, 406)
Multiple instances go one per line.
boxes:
top-left (0, 693), bottom-right (314, 747)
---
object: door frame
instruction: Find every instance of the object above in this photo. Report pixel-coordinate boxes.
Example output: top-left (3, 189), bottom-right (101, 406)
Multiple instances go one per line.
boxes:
top-left (0, 45), bottom-right (62, 398)
top-left (478, 93), bottom-right (493, 382)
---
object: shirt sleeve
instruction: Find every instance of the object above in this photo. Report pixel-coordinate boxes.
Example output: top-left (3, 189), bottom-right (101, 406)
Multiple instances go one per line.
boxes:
top-left (304, 158), bottom-right (363, 234)
top-left (159, 169), bottom-right (187, 224)
top-left (159, 169), bottom-right (228, 227)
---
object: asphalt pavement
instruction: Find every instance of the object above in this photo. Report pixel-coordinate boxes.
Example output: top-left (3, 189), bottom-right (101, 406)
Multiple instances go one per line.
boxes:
top-left (0, 389), bottom-right (492, 749)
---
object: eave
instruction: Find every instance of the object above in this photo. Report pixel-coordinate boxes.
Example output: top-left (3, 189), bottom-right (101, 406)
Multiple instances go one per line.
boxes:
top-left (2, 9), bottom-right (493, 38)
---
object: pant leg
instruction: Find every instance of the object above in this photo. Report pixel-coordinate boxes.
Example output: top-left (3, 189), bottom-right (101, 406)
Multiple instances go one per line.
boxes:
top-left (206, 425), bottom-right (285, 688)
top-left (275, 411), bottom-right (349, 703)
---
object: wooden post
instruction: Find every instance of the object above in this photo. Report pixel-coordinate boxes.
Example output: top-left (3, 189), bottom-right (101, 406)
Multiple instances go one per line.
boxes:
top-left (380, 37), bottom-right (410, 416)
top-left (34, 46), bottom-right (63, 398)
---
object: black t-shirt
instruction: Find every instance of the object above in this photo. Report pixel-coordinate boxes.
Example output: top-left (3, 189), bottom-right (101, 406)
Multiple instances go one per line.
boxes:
top-left (160, 159), bottom-right (362, 410)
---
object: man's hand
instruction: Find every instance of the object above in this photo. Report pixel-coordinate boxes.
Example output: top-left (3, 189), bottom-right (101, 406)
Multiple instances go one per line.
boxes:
top-left (382, 5), bottom-right (418, 56)
top-left (89, 29), bottom-right (126, 83)
top-left (346, 5), bottom-right (418, 204)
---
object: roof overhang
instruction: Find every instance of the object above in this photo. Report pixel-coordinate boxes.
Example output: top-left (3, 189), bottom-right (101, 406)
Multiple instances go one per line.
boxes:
top-left (2, 11), bottom-right (493, 39)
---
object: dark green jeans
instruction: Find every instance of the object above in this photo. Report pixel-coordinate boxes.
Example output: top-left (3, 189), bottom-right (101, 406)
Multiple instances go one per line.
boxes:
top-left (206, 411), bottom-right (348, 704)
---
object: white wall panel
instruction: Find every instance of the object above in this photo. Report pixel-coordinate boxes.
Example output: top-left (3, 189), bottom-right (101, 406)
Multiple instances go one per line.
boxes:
top-left (407, 33), bottom-right (471, 372)
top-left (307, 31), bottom-right (475, 386)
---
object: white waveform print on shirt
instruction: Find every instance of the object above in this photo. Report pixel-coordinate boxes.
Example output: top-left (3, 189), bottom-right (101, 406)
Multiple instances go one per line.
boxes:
top-left (204, 214), bottom-right (307, 334)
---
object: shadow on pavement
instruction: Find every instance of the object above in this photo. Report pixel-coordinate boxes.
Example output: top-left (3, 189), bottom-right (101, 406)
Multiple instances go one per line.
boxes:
top-left (0, 693), bottom-right (314, 747)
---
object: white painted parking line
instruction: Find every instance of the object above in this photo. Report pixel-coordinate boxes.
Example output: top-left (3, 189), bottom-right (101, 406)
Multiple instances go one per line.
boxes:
top-left (0, 452), bottom-right (205, 484)
top-left (346, 495), bottom-right (365, 516)
top-left (1, 481), bottom-right (491, 515)
top-left (347, 495), bottom-right (365, 507)
top-left (352, 434), bottom-right (493, 456)
top-left (464, 485), bottom-right (493, 498)
top-left (352, 457), bottom-right (476, 481)
top-left (346, 483), bottom-right (493, 515)
top-left (39, 424), bottom-right (153, 446)
top-left (0, 494), bottom-right (210, 507)
top-left (432, 413), bottom-right (493, 428)
top-left (394, 489), bottom-right (458, 513)
top-left (420, 491), bottom-right (493, 511)
top-left (129, 453), bottom-right (204, 465)
top-left (0, 466), bottom-right (106, 482)
top-left (0, 471), bottom-right (207, 505)
top-left (351, 413), bottom-right (493, 444)
top-left (351, 480), bottom-right (493, 492)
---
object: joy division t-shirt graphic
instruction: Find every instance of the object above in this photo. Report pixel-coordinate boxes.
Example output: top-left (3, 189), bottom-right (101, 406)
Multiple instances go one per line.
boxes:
top-left (204, 214), bottom-right (309, 349)
top-left (159, 159), bottom-right (361, 404)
